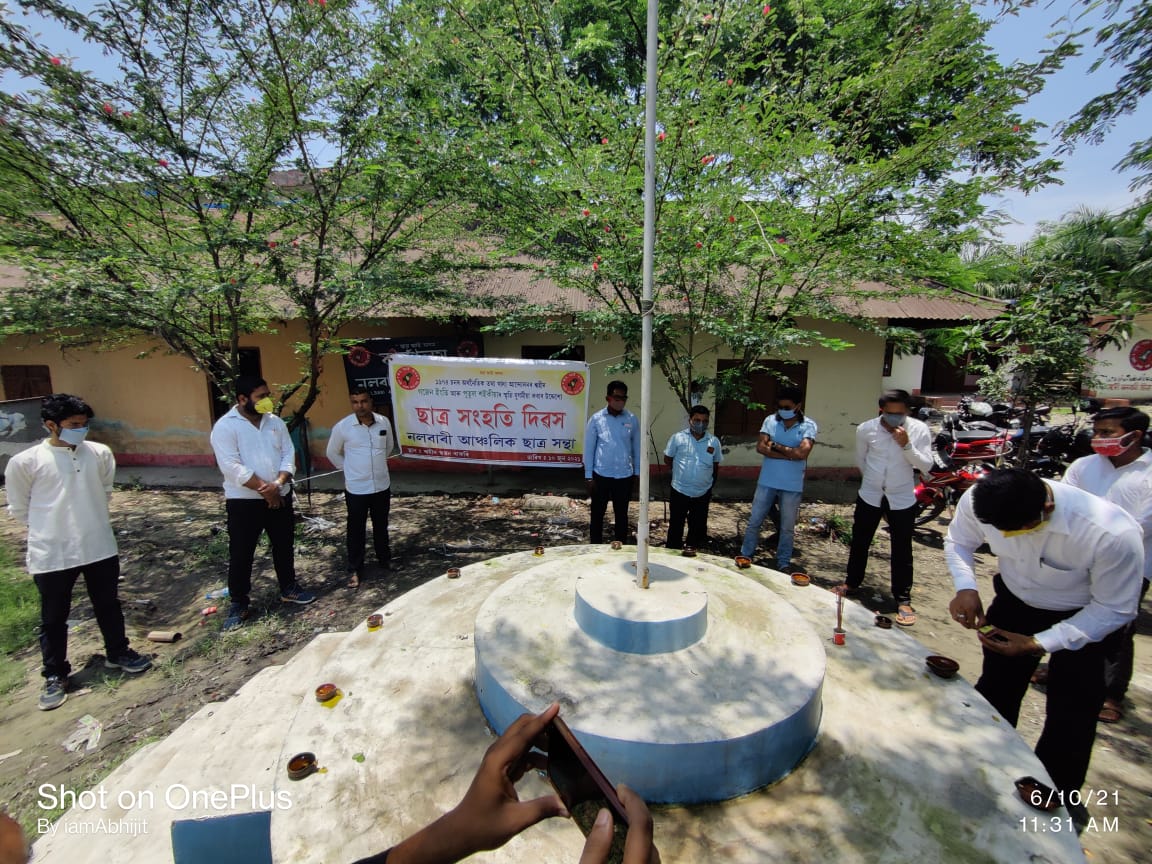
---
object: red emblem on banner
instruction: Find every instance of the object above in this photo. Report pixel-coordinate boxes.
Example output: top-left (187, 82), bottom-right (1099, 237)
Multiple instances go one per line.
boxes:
top-left (561, 371), bottom-right (586, 395)
top-left (348, 345), bottom-right (372, 367)
top-left (457, 340), bottom-right (480, 358)
top-left (395, 366), bottom-right (421, 390)
top-left (1130, 339), bottom-right (1152, 371)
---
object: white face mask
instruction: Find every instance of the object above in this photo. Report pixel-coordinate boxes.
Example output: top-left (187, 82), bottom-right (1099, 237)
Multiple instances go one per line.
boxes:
top-left (57, 426), bottom-right (89, 446)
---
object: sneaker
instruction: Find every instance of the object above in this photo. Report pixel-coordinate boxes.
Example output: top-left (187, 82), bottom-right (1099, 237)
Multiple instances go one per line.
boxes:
top-left (39, 676), bottom-right (68, 711)
top-left (280, 586), bottom-right (316, 605)
top-left (221, 603), bottom-right (251, 631)
top-left (105, 648), bottom-right (152, 674)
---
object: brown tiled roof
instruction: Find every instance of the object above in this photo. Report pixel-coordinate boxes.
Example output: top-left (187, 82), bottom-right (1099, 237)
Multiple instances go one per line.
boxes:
top-left (0, 257), bottom-right (1001, 322)
top-left (831, 281), bottom-right (1004, 321)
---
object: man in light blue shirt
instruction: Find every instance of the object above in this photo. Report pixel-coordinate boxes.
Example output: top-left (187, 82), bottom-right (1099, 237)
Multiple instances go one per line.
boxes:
top-left (740, 386), bottom-right (817, 571)
top-left (663, 406), bottom-right (722, 549)
top-left (583, 380), bottom-right (643, 544)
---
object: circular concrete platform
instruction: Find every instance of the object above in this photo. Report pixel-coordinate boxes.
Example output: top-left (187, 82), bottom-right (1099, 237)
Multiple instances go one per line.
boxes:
top-left (474, 552), bottom-right (826, 803)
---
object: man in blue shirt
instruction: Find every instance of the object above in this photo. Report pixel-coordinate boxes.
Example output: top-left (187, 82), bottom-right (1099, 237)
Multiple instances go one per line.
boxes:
top-left (663, 405), bottom-right (723, 549)
top-left (740, 386), bottom-right (817, 571)
top-left (583, 380), bottom-right (643, 544)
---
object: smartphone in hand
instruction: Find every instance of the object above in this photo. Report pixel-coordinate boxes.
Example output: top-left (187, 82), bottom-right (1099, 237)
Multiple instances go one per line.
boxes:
top-left (544, 715), bottom-right (629, 860)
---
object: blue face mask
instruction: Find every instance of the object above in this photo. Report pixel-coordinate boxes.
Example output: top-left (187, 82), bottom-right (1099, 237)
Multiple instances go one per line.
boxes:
top-left (58, 426), bottom-right (89, 446)
top-left (777, 409), bottom-right (796, 420)
top-left (690, 421), bottom-right (707, 435)
top-left (882, 413), bottom-right (906, 428)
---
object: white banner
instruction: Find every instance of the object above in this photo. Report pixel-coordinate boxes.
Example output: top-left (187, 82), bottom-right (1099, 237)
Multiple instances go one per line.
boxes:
top-left (388, 355), bottom-right (590, 466)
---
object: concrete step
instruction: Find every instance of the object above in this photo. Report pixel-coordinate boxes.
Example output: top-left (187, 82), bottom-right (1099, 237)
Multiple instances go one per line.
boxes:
top-left (32, 632), bottom-right (346, 863)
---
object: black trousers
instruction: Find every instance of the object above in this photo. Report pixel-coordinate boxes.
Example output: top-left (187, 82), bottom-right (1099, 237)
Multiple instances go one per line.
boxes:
top-left (590, 473), bottom-right (632, 543)
top-left (34, 555), bottom-right (128, 679)
top-left (977, 574), bottom-right (1107, 795)
top-left (667, 487), bottom-right (712, 549)
top-left (226, 495), bottom-right (297, 607)
top-left (1102, 578), bottom-right (1149, 701)
top-left (345, 488), bottom-right (391, 573)
top-left (845, 495), bottom-right (915, 604)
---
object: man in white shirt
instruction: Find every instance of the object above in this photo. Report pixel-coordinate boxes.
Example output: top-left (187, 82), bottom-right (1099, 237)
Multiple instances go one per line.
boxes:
top-left (1061, 407), bottom-right (1151, 724)
top-left (326, 387), bottom-right (396, 587)
top-left (945, 468), bottom-right (1143, 799)
top-left (662, 405), bottom-right (722, 549)
top-left (835, 389), bottom-right (933, 626)
top-left (4, 394), bottom-right (151, 711)
top-left (209, 376), bottom-right (315, 630)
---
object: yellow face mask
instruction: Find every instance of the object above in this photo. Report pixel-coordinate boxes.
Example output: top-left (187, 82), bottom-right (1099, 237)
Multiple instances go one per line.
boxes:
top-left (1002, 523), bottom-right (1044, 538)
top-left (1001, 510), bottom-right (1049, 538)
top-left (253, 397), bottom-right (275, 415)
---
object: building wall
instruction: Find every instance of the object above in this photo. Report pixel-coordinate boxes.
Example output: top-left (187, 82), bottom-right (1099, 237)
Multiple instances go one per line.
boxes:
top-left (1, 317), bottom-right (886, 476)
top-left (1088, 313), bottom-right (1152, 401)
top-left (0, 336), bottom-right (213, 461)
top-left (882, 350), bottom-right (925, 395)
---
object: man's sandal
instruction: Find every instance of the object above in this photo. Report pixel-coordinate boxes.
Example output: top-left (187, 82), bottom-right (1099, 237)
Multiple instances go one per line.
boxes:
top-left (895, 605), bottom-right (918, 627)
top-left (1098, 700), bottom-right (1124, 724)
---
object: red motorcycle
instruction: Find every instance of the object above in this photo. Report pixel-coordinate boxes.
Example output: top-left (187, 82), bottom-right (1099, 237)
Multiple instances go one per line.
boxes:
top-left (914, 451), bottom-right (991, 526)
top-left (934, 429), bottom-right (1014, 465)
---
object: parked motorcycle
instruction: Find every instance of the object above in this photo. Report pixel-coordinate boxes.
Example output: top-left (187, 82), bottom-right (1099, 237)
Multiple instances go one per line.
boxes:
top-left (914, 450), bottom-right (991, 526)
top-left (950, 395), bottom-right (1051, 430)
top-left (934, 428), bottom-right (1014, 465)
top-left (1028, 423), bottom-right (1095, 477)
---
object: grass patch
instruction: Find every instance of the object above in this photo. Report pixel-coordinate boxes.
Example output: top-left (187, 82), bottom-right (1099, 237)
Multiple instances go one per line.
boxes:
top-left (825, 514), bottom-right (853, 545)
top-left (0, 540), bottom-right (39, 655)
top-left (0, 654), bottom-right (26, 694)
top-left (193, 530), bottom-right (230, 567)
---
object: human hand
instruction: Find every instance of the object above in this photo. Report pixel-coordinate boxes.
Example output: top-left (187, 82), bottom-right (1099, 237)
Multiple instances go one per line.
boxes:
top-left (257, 482), bottom-right (282, 509)
top-left (978, 628), bottom-right (1045, 657)
top-left (577, 785), bottom-right (659, 864)
top-left (889, 426), bottom-right (910, 448)
top-left (437, 703), bottom-right (567, 856)
top-left (948, 590), bottom-right (985, 629)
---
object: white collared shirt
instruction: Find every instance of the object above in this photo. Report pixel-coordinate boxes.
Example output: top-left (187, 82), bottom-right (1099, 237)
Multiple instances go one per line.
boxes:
top-left (209, 405), bottom-right (295, 500)
top-left (4, 439), bottom-right (118, 574)
top-left (326, 412), bottom-right (394, 495)
top-left (1063, 449), bottom-right (1152, 581)
top-left (945, 481), bottom-right (1144, 652)
top-left (855, 415), bottom-right (934, 509)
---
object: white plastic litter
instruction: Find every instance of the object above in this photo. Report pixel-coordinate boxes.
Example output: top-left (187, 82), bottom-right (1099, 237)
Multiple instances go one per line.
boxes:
top-left (62, 715), bottom-right (103, 753)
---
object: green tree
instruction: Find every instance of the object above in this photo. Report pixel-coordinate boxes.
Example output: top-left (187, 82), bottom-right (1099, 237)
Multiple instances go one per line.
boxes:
top-left (425, 0), bottom-right (1063, 408)
top-left (0, 0), bottom-right (471, 425)
top-left (1054, 0), bottom-right (1152, 191)
top-left (948, 279), bottom-right (1131, 461)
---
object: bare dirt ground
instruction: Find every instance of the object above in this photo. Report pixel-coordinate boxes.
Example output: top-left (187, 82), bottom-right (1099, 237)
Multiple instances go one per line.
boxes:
top-left (0, 482), bottom-right (1149, 862)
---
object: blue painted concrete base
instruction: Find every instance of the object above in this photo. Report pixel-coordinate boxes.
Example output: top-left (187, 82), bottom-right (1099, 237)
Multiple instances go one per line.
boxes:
top-left (474, 552), bottom-right (825, 803)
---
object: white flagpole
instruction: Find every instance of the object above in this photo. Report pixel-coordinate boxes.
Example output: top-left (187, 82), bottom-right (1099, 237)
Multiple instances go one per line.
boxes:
top-left (637, 0), bottom-right (659, 589)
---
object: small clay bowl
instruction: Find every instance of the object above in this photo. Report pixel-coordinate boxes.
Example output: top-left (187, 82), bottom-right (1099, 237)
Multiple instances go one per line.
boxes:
top-left (735, 556), bottom-right (752, 569)
top-left (446, 567), bottom-right (461, 579)
top-left (533, 546), bottom-right (545, 556)
top-left (366, 613), bottom-right (383, 629)
top-left (874, 615), bottom-right (893, 629)
top-left (681, 547), bottom-right (697, 558)
top-left (287, 752), bottom-right (317, 781)
top-left (790, 572), bottom-right (810, 587)
top-left (1014, 776), bottom-right (1060, 811)
top-left (925, 655), bottom-right (960, 679)
top-left (315, 683), bottom-right (338, 703)
top-left (610, 540), bottom-right (623, 550)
